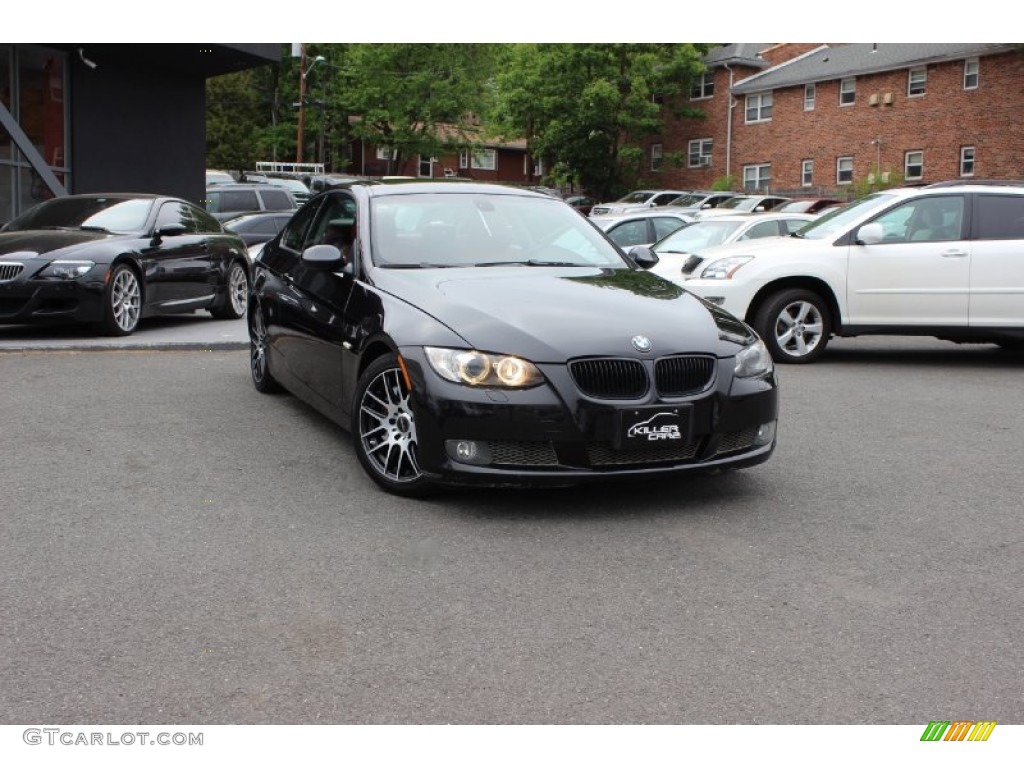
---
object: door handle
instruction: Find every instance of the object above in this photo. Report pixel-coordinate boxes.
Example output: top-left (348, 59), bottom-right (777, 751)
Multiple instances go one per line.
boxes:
top-left (940, 250), bottom-right (968, 258)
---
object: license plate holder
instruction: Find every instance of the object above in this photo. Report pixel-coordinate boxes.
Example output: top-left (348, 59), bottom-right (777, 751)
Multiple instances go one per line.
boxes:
top-left (616, 405), bottom-right (693, 450)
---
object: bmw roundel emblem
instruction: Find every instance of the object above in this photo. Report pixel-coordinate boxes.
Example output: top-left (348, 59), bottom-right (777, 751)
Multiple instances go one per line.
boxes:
top-left (632, 335), bottom-right (652, 352)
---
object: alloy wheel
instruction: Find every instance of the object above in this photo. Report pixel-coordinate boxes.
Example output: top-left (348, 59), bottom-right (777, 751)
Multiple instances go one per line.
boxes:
top-left (358, 367), bottom-right (421, 483)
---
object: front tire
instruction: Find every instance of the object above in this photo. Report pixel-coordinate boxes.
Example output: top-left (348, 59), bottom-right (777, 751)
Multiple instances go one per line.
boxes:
top-left (754, 288), bottom-right (832, 364)
top-left (353, 354), bottom-right (434, 497)
top-left (211, 261), bottom-right (248, 319)
top-left (101, 263), bottom-right (142, 336)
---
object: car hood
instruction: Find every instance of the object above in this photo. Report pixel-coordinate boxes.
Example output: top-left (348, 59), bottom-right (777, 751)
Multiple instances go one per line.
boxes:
top-left (373, 266), bottom-right (754, 361)
top-left (0, 229), bottom-right (114, 259)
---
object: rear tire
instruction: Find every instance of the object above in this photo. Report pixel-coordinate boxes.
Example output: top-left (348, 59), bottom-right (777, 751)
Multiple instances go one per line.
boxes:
top-left (211, 261), bottom-right (248, 319)
top-left (249, 304), bottom-right (283, 394)
top-left (754, 288), bottom-right (832, 364)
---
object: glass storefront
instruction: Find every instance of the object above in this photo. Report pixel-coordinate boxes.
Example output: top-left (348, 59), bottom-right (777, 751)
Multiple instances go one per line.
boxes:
top-left (0, 45), bottom-right (69, 224)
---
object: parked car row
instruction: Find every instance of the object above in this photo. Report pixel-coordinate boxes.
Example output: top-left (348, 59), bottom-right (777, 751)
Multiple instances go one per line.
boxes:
top-left (631, 181), bottom-right (1024, 363)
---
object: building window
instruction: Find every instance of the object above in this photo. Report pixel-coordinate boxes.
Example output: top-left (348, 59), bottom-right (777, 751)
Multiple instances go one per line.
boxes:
top-left (458, 150), bottom-right (469, 169)
top-left (471, 148), bottom-right (496, 171)
top-left (840, 78), bottom-right (856, 106)
top-left (960, 146), bottom-right (975, 177)
top-left (905, 151), bottom-right (924, 180)
top-left (964, 58), bottom-right (979, 89)
top-left (650, 143), bottom-right (663, 172)
top-left (801, 159), bottom-right (814, 187)
top-left (688, 138), bottom-right (712, 168)
top-left (745, 92), bottom-right (773, 123)
top-left (837, 156), bottom-right (854, 185)
top-left (376, 147), bottom-right (396, 161)
top-left (804, 83), bottom-right (816, 111)
top-left (743, 163), bottom-right (771, 191)
top-left (418, 155), bottom-right (436, 178)
top-left (908, 67), bottom-right (927, 97)
top-left (0, 46), bottom-right (70, 220)
top-left (690, 72), bottom-right (714, 100)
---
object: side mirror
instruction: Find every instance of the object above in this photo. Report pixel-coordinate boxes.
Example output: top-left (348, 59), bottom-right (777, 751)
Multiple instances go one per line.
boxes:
top-left (157, 223), bottom-right (188, 238)
top-left (628, 245), bottom-right (659, 269)
top-left (857, 222), bottom-right (885, 245)
top-left (302, 243), bottom-right (344, 269)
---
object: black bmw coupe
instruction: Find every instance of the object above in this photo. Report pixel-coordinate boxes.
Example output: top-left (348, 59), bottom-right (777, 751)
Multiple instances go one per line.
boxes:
top-left (249, 182), bottom-right (778, 496)
top-left (0, 194), bottom-right (250, 335)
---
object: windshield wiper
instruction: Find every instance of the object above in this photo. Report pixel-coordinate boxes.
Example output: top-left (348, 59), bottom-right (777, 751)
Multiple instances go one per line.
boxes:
top-left (78, 225), bottom-right (111, 233)
top-left (471, 259), bottom-right (586, 268)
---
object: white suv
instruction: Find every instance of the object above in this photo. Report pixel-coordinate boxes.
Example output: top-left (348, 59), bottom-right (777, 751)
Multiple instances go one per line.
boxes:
top-left (590, 189), bottom-right (688, 217)
top-left (670, 182), bottom-right (1024, 363)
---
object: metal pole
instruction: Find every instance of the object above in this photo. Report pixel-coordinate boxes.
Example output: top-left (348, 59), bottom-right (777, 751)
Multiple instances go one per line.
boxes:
top-left (296, 44), bottom-right (307, 163)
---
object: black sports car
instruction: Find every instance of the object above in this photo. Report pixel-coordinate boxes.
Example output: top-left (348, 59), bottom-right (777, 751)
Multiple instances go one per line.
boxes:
top-left (249, 182), bottom-right (778, 496)
top-left (0, 193), bottom-right (250, 335)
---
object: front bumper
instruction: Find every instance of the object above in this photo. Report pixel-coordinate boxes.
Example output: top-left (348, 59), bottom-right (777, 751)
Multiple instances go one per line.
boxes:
top-left (0, 276), bottom-right (107, 325)
top-left (398, 347), bottom-right (778, 487)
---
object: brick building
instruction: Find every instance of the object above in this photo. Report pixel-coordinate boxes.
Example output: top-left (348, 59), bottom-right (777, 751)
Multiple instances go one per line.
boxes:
top-left (647, 43), bottom-right (1024, 196)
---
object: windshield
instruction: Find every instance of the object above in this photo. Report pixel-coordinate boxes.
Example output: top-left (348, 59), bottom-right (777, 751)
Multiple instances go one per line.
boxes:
top-left (617, 191), bottom-right (655, 204)
top-left (370, 193), bottom-right (630, 269)
top-left (4, 197), bottom-right (154, 234)
top-left (667, 193), bottom-right (705, 208)
top-left (797, 192), bottom-right (902, 240)
top-left (653, 220), bottom-right (747, 252)
top-left (717, 197), bottom-right (759, 211)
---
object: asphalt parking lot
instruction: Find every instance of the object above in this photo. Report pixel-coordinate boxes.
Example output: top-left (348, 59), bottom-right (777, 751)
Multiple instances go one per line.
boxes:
top-left (0, 325), bottom-right (1022, 726)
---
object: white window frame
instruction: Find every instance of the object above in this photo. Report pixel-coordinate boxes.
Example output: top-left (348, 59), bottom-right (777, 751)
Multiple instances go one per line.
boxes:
top-left (688, 138), bottom-right (713, 168)
top-left (470, 148), bottom-right (496, 171)
top-left (960, 146), bottom-right (975, 177)
top-left (376, 147), bottom-right (397, 161)
top-left (908, 67), bottom-right (927, 97)
top-left (801, 159), bottom-right (814, 187)
top-left (745, 92), bottom-right (773, 123)
top-left (804, 83), bottom-right (816, 111)
top-left (742, 163), bottom-right (771, 191)
top-left (690, 72), bottom-right (714, 100)
top-left (840, 78), bottom-right (856, 106)
top-left (837, 156), bottom-right (854, 185)
top-left (964, 58), bottom-right (979, 90)
top-left (650, 143), bottom-right (663, 172)
top-left (418, 154), bottom-right (436, 178)
top-left (458, 150), bottom-right (469, 169)
top-left (905, 151), bottom-right (924, 181)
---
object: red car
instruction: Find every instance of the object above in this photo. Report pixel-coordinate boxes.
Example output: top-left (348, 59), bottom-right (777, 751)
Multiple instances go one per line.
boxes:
top-left (564, 195), bottom-right (598, 216)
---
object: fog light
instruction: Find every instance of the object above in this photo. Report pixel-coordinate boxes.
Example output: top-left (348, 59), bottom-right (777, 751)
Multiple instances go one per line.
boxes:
top-left (754, 421), bottom-right (777, 446)
top-left (445, 439), bottom-right (492, 465)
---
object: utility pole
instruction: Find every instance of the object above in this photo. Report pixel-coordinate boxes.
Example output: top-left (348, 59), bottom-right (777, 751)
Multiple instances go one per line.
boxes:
top-left (296, 44), bottom-right (307, 163)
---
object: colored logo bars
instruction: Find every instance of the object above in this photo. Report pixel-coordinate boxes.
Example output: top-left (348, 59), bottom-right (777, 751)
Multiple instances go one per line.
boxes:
top-left (920, 721), bottom-right (997, 742)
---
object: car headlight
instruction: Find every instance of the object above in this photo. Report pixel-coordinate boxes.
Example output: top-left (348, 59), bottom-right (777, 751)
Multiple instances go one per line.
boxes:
top-left (734, 338), bottom-right (774, 378)
top-left (39, 260), bottom-right (95, 279)
top-left (700, 256), bottom-right (753, 280)
top-left (424, 347), bottom-right (544, 388)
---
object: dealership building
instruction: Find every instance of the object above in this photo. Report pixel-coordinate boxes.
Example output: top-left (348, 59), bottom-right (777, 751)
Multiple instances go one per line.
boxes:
top-left (0, 43), bottom-right (279, 223)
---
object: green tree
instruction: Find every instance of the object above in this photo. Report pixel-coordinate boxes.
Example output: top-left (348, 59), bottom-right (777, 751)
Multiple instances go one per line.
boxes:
top-left (336, 44), bottom-right (500, 174)
top-left (492, 44), bottom-right (710, 199)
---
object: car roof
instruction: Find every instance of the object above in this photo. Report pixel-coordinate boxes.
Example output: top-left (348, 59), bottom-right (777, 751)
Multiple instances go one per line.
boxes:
top-left (206, 183), bottom-right (282, 191)
top-left (686, 212), bottom-right (815, 223)
top-left (361, 182), bottom-right (552, 199)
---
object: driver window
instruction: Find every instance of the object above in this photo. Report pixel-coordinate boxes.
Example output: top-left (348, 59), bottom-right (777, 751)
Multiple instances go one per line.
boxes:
top-left (873, 197), bottom-right (964, 243)
top-left (155, 202), bottom-right (195, 233)
top-left (305, 194), bottom-right (357, 261)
